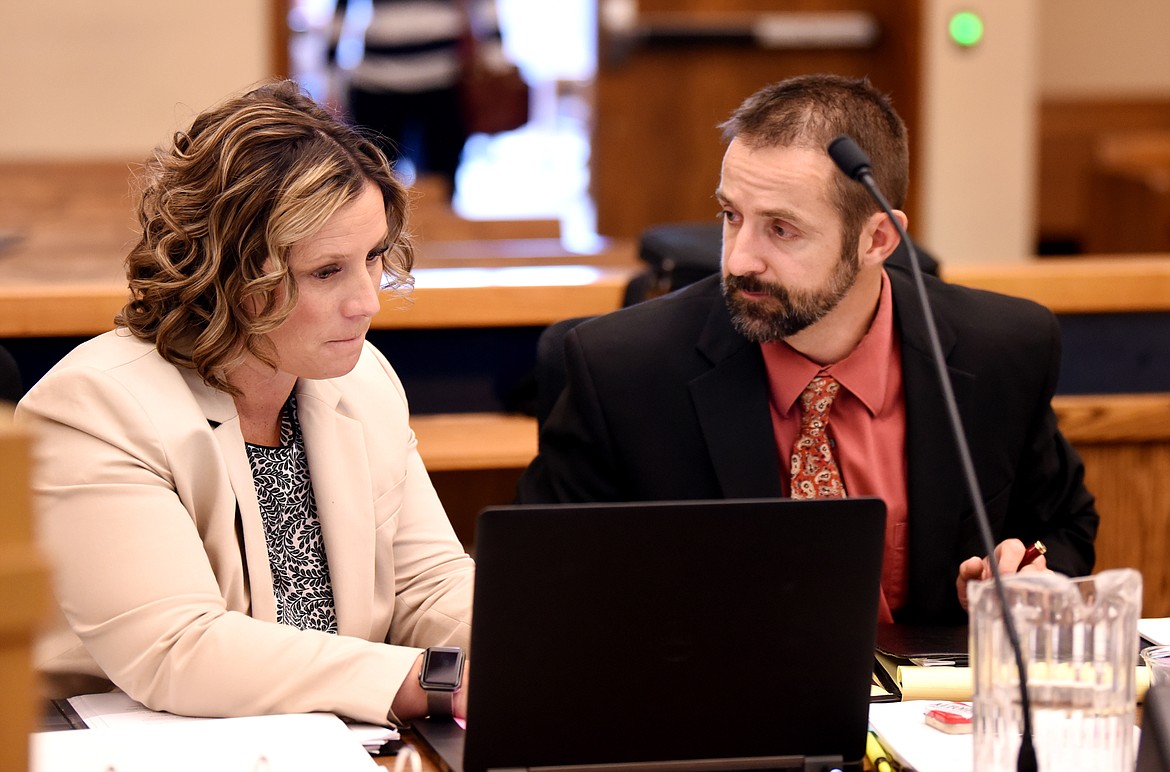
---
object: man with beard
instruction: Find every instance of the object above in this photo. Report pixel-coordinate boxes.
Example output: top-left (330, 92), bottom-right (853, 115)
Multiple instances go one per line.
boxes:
top-left (515, 74), bottom-right (1097, 624)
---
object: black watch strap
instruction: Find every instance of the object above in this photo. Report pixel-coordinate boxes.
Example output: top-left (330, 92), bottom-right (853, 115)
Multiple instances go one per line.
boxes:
top-left (425, 689), bottom-right (455, 718)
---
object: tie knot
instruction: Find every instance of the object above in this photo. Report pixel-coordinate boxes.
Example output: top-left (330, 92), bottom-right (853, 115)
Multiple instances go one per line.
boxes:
top-left (799, 375), bottom-right (840, 417)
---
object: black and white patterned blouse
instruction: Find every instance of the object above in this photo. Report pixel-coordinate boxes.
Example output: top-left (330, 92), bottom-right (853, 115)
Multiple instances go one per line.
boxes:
top-left (245, 394), bottom-right (338, 634)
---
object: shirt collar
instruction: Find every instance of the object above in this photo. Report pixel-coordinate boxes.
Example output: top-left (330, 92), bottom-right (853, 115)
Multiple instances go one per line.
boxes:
top-left (760, 269), bottom-right (898, 416)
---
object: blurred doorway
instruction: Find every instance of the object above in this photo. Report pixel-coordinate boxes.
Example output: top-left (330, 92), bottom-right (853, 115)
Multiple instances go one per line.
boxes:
top-left (282, 0), bottom-right (922, 244)
top-left (286, 0), bottom-right (600, 251)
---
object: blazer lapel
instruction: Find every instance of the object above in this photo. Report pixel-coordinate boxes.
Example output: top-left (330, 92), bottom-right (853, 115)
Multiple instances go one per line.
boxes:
top-left (690, 295), bottom-right (784, 499)
top-left (179, 367), bottom-right (278, 622)
top-left (889, 270), bottom-right (977, 618)
top-left (296, 378), bottom-right (375, 639)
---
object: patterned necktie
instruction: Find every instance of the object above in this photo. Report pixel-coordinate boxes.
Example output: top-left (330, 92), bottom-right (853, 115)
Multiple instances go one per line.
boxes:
top-left (789, 375), bottom-right (847, 499)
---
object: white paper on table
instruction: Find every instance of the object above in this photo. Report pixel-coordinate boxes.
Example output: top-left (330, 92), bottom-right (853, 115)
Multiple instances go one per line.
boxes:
top-left (31, 712), bottom-right (379, 772)
top-left (1140, 618), bottom-right (1170, 646)
top-left (66, 691), bottom-right (398, 752)
top-left (869, 700), bottom-right (974, 772)
top-left (870, 700), bottom-right (1143, 772)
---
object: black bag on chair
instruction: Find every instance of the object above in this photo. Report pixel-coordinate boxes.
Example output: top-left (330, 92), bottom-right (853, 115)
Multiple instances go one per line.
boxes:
top-left (0, 344), bottom-right (22, 403)
top-left (625, 221), bottom-right (723, 305)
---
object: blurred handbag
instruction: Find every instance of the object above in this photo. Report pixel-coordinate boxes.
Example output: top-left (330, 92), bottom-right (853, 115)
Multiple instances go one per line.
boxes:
top-left (460, 51), bottom-right (529, 135)
top-left (458, 2), bottom-right (529, 135)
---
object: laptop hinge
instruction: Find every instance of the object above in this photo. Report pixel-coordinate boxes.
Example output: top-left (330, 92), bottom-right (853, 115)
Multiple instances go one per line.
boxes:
top-left (803, 755), bottom-right (847, 772)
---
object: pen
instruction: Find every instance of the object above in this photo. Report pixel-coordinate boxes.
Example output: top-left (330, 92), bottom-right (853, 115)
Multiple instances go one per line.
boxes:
top-left (866, 730), bottom-right (894, 772)
top-left (1019, 540), bottom-right (1047, 569)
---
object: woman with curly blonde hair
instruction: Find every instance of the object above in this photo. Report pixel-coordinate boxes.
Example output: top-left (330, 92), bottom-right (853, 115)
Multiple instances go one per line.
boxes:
top-left (18, 80), bottom-right (472, 725)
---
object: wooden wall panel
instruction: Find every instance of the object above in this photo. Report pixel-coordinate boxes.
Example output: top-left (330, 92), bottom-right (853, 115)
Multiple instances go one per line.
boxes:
top-left (1054, 393), bottom-right (1170, 617)
top-left (592, 0), bottom-right (922, 239)
top-left (1038, 98), bottom-right (1170, 250)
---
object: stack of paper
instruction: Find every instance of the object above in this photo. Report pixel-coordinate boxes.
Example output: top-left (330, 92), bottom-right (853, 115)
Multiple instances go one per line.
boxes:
top-left (874, 652), bottom-right (974, 702)
top-left (1140, 618), bottom-right (1170, 646)
top-left (32, 712), bottom-right (379, 772)
top-left (63, 691), bottom-right (399, 753)
top-left (870, 700), bottom-right (973, 772)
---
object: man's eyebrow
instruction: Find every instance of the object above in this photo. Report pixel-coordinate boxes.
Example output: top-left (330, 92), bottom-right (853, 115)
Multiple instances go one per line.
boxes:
top-left (759, 207), bottom-right (802, 222)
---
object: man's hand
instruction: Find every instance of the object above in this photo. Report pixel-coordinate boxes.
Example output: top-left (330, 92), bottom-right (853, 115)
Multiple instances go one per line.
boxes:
top-left (956, 538), bottom-right (1049, 612)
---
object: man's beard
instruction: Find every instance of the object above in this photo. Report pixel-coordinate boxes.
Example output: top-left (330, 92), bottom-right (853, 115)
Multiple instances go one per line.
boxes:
top-left (722, 247), bottom-right (861, 342)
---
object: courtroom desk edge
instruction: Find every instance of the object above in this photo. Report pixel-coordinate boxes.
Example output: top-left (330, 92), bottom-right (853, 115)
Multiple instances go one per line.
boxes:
top-left (0, 284), bottom-right (128, 338)
top-left (942, 255), bottom-right (1170, 314)
top-left (411, 413), bottom-right (537, 472)
top-left (0, 265), bottom-right (637, 338)
top-left (1052, 393), bottom-right (1170, 444)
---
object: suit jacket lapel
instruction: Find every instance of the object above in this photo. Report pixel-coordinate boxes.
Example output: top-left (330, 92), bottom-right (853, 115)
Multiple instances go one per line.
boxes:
top-left (296, 378), bottom-right (375, 639)
top-left (690, 293), bottom-right (784, 499)
top-left (889, 269), bottom-right (977, 619)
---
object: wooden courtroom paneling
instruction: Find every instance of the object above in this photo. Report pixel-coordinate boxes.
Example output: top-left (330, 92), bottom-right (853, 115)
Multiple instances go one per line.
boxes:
top-left (591, 0), bottom-right (921, 239)
top-left (1084, 131), bottom-right (1170, 254)
top-left (0, 408), bottom-right (48, 772)
top-left (1038, 97), bottom-right (1170, 250)
top-left (1054, 393), bottom-right (1170, 617)
top-left (412, 412), bottom-right (537, 548)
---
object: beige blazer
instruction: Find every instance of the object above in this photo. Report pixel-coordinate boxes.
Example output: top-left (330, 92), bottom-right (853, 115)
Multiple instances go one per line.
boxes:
top-left (17, 330), bottom-right (473, 725)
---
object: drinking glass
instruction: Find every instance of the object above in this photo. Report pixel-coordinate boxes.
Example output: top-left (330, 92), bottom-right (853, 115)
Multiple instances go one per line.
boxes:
top-left (1142, 644), bottom-right (1170, 689)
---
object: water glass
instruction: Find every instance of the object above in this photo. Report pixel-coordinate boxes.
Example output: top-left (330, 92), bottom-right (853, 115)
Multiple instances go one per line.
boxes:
top-left (969, 568), bottom-right (1142, 771)
top-left (1142, 644), bottom-right (1170, 688)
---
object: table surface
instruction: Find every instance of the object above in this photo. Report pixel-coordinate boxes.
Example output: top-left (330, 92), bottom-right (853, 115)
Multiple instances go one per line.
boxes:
top-left (36, 697), bottom-right (1145, 772)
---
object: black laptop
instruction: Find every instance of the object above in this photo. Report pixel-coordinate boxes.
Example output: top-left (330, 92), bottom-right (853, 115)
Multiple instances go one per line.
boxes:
top-left (413, 497), bottom-right (887, 772)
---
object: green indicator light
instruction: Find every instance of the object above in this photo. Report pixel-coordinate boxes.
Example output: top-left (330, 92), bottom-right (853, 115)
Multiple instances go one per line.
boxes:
top-left (949, 11), bottom-right (984, 48)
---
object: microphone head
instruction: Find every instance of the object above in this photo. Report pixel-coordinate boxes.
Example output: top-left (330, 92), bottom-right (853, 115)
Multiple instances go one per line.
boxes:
top-left (827, 135), bottom-right (872, 181)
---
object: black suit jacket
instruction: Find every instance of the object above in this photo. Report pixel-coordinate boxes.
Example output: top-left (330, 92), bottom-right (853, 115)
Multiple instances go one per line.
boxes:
top-left (516, 265), bottom-right (1099, 623)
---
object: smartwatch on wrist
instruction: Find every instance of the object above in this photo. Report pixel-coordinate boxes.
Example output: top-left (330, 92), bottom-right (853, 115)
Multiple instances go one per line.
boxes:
top-left (418, 646), bottom-right (465, 718)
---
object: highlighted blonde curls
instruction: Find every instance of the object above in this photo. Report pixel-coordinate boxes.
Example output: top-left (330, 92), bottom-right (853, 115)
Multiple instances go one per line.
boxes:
top-left (117, 79), bottom-right (413, 394)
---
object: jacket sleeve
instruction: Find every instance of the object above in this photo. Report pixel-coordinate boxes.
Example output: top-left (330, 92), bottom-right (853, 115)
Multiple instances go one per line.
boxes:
top-left (18, 359), bottom-right (469, 726)
top-left (1003, 312), bottom-right (1099, 576)
top-left (515, 327), bottom-right (627, 503)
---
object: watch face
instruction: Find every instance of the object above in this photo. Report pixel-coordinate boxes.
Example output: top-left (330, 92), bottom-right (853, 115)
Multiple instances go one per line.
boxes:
top-left (423, 648), bottom-right (463, 688)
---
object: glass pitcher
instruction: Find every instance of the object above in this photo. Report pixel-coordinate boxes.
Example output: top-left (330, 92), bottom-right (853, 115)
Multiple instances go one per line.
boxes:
top-left (969, 568), bottom-right (1141, 771)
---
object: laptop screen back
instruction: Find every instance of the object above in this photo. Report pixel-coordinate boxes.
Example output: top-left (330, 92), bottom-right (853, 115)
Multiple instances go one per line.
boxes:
top-left (462, 497), bottom-right (887, 771)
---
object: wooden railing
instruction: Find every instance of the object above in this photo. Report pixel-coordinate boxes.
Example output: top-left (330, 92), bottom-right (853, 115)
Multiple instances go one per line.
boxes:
top-left (0, 407), bottom-right (48, 772)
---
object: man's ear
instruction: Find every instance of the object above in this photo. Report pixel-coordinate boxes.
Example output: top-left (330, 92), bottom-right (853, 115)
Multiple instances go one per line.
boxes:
top-left (859, 209), bottom-right (908, 267)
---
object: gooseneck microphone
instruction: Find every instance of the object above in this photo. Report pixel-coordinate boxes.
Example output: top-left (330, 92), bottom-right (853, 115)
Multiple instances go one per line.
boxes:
top-left (827, 135), bottom-right (1038, 772)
